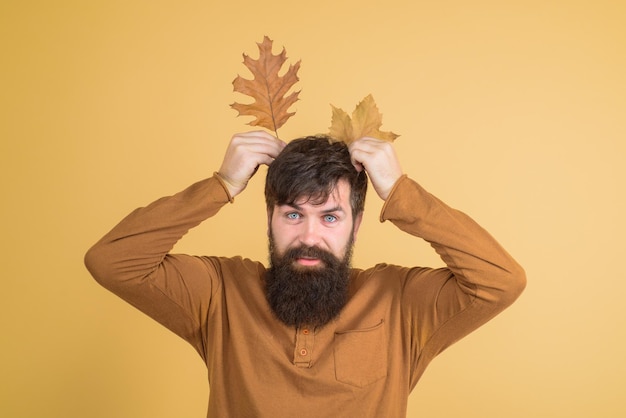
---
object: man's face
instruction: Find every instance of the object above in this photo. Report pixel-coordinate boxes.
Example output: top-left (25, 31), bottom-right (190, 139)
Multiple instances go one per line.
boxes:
top-left (265, 180), bottom-right (363, 328)
top-left (268, 180), bottom-right (362, 266)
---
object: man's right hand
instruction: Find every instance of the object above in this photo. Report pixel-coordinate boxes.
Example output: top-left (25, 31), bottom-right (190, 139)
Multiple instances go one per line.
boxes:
top-left (217, 131), bottom-right (286, 198)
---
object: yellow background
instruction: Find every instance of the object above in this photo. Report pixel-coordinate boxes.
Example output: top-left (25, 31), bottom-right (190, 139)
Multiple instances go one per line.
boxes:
top-left (2, 0), bottom-right (625, 417)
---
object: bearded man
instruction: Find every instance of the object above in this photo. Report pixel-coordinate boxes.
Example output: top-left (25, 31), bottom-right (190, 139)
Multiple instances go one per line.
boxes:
top-left (85, 131), bottom-right (525, 417)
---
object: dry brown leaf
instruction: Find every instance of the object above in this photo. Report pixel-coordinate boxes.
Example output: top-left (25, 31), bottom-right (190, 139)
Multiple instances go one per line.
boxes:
top-left (230, 36), bottom-right (301, 136)
top-left (328, 94), bottom-right (399, 144)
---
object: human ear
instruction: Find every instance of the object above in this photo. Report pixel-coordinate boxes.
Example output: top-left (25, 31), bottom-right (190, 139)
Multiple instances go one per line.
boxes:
top-left (352, 212), bottom-right (364, 241)
top-left (266, 207), bottom-right (274, 237)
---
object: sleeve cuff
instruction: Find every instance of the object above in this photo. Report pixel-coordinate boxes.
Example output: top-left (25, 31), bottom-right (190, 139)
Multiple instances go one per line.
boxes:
top-left (212, 172), bottom-right (235, 203)
top-left (379, 174), bottom-right (408, 223)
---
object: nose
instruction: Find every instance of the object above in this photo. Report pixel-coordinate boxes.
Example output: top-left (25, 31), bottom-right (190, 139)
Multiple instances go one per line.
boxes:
top-left (299, 218), bottom-right (322, 247)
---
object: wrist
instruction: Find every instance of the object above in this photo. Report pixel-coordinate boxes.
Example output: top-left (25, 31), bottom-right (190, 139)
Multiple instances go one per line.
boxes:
top-left (213, 172), bottom-right (236, 202)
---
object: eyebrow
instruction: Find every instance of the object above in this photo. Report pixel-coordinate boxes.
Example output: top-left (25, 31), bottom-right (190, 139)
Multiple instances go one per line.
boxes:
top-left (284, 203), bottom-right (346, 214)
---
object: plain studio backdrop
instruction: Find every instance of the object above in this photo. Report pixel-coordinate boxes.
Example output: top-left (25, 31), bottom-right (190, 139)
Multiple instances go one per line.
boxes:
top-left (1, 1), bottom-right (624, 417)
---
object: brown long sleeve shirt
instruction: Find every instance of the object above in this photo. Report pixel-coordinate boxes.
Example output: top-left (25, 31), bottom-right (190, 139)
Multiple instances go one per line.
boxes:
top-left (85, 174), bottom-right (526, 417)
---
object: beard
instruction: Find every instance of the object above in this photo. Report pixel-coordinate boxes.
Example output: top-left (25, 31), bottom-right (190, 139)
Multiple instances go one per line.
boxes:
top-left (265, 235), bottom-right (354, 329)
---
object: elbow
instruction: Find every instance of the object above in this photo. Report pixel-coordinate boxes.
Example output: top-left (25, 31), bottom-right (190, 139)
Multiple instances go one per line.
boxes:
top-left (498, 260), bottom-right (527, 306)
top-left (84, 241), bottom-right (114, 289)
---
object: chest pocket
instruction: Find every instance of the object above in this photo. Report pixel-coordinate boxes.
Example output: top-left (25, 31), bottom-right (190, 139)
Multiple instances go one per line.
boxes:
top-left (333, 319), bottom-right (387, 387)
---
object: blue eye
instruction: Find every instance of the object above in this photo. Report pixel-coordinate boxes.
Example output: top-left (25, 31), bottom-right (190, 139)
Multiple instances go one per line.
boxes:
top-left (323, 214), bottom-right (337, 223)
top-left (286, 212), bottom-right (300, 220)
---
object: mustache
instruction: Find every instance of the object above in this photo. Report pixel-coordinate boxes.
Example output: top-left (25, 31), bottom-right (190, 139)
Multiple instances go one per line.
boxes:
top-left (282, 245), bottom-right (339, 265)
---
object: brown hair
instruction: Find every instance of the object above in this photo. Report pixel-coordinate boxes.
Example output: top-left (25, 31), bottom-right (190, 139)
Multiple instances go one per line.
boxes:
top-left (265, 135), bottom-right (368, 217)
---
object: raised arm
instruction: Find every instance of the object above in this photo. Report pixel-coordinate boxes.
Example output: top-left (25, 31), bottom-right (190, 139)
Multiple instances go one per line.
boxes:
top-left (348, 136), bottom-right (525, 306)
top-left (349, 137), bottom-right (526, 386)
top-left (84, 132), bottom-right (285, 354)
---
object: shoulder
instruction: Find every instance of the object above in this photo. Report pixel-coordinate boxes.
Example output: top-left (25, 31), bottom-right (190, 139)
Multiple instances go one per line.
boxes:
top-left (350, 263), bottom-right (412, 289)
top-left (201, 255), bottom-right (266, 276)
top-left (352, 263), bottom-right (451, 290)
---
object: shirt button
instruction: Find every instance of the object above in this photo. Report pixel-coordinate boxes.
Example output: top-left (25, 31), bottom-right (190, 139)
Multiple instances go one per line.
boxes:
top-left (300, 348), bottom-right (308, 356)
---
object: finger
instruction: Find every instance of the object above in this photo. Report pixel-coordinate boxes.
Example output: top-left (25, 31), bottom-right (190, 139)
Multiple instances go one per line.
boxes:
top-left (348, 146), bottom-right (375, 170)
top-left (351, 159), bottom-right (364, 172)
top-left (245, 141), bottom-right (285, 160)
top-left (236, 130), bottom-right (277, 140)
top-left (230, 134), bottom-right (285, 160)
top-left (255, 153), bottom-right (277, 168)
top-left (236, 131), bottom-right (286, 151)
top-left (351, 137), bottom-right (391, 154)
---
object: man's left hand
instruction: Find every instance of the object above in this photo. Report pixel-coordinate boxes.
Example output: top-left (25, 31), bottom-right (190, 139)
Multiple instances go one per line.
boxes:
top-left (348, 137), bottom-right (403, 200)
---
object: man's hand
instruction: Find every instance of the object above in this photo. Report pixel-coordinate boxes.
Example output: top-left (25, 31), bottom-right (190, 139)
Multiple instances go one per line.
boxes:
top-left (348, 137), bottom-right (403, 200)
top-left (218, 131), bottom-right (286, 198)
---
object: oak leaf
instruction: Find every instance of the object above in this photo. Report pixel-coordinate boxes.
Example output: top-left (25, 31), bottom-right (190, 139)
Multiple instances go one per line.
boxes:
top-left (328, 94), bottom-right (399, 144)
top-left (231, 36), bottom-right (301, 136)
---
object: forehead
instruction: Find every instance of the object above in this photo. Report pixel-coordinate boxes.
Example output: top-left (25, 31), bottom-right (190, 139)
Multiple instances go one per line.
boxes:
top-left (290, 179), bottom-right (352, 209)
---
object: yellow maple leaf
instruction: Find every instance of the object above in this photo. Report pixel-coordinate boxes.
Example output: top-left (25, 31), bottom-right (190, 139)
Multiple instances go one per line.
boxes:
top-left (230, 36), bottom-right (301, 136)
top-left (328, 94), bottom-right (399, 144)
